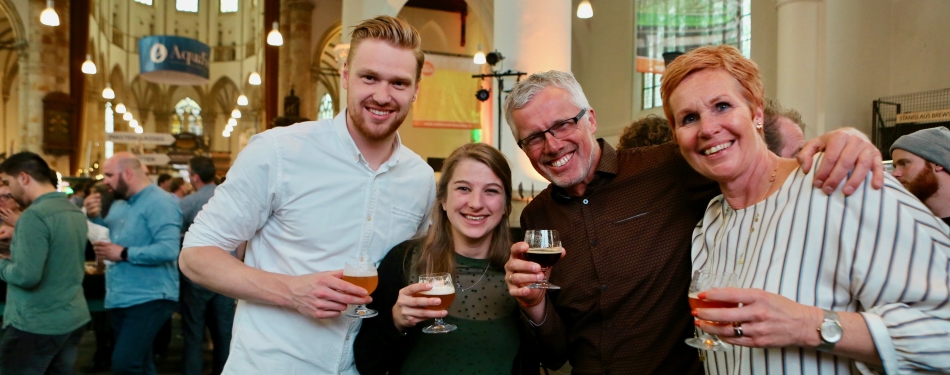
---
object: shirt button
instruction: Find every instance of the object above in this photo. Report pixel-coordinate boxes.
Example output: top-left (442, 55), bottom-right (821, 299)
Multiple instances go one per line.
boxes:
top-left (582, 199), bottom-right (589, 204)
top-left (601, 284), bottom-right (608, 291)
top-left (345, 334), bottom-right (350, 340)
top-left (366, 216), bottom-right (371, 221)
top-left (590, 239), bottom-right (597, 247)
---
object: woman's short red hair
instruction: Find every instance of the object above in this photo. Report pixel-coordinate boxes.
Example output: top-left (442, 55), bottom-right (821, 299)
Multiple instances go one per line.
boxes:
top-left (660, 45), bottom-right (764, 127)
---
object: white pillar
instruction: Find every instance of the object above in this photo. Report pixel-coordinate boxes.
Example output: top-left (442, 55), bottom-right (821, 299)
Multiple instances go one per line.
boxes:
top-left (494, 0), bottom-right (572, 191)
top-left (775, 0), bottom-right (826, 140)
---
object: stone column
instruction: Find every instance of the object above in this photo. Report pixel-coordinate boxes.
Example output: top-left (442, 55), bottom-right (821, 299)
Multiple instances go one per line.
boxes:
top-left (494, 0), bottom-right (572, 190)
top-left (286, 0), bottom-right (316, 119)
top-left (23, 0), bottom-right (73, 155)
top-left (775, 0), bottom-right (825, 139)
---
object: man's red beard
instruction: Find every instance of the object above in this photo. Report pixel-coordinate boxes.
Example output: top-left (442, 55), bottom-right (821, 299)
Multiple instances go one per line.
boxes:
top-left (904, 162), bottom-right (940, 201)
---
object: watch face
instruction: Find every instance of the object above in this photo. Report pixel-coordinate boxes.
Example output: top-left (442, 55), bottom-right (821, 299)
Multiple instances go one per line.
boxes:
top-left (820, 321), bottom-right (843, 343)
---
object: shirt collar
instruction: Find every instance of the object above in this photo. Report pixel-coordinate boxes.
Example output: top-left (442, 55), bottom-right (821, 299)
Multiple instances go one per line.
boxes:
top-left (32, 191), bottom-right (66, 205)
top-left (549, 139), bottom-right (616, 200)
top-left (129, 184), bottom-right (157, 204)
top-left (333, 108), bottom-right (404, 168)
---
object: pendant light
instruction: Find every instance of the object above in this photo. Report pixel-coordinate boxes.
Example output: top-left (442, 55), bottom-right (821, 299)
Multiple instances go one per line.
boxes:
top-left (267, 22), bottom-right (283, 46)
top-left (40, 0), bottom-right (60, 26)
top-left (134, 125), bottom-right (143, 134)
top-left (231, 109), bottom-right (242, 119)
top-left (473, 44), bottom-right (486, 65)
top-left (577, 0), bottom-right (593, 19)
top-left (248, 72), bottom-right (261, 85)
top-left (123, 112), bottom-right (133, 121)
top-left (115, 103), bottom-right (127, 114)
top-left (102, 83), bottom-right (115, 99)
top-left (82, 54), bottom-right (97, 75)
top-left (222, 129), bottom-right (231, 138)
top-left (129, 119), bottom-right (139, 128)
top-left (237, 94), bottom-right (248, 106)
top-left (227, 117), bottom-right (237, 127)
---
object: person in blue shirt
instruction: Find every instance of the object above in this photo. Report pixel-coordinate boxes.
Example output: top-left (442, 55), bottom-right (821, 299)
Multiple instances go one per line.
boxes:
top-left (179, 156), bottom-right (234, 375)
top-left (85, 152), bottom-right (181, 375)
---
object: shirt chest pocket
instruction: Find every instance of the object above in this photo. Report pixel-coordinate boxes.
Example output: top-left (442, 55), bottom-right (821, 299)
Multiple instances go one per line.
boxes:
top-left (388, 205), bottom-right (424, 249)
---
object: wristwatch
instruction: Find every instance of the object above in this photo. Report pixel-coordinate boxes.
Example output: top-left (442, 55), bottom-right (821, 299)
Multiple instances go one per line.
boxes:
top-left (120, 247), bottom-right (129, 262)
top-left (816, 309), bottom-right (843, 352)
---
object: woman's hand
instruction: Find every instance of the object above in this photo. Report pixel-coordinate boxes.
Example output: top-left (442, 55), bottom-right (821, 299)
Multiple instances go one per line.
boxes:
top-left (392, 283), bottom-right (448, 332)
top-left (693, 287), bottom-right (823, 348)
top-left (0, 208), bottom-right (19, 227)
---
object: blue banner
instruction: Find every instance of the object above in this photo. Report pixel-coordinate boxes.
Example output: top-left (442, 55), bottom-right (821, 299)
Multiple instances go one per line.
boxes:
top-left (138, 36), bottom-right (210, 85)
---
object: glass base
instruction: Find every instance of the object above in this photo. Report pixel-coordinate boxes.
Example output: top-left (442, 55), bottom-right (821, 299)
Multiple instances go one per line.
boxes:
top-left (422, 322), bottom-right (457, 334)
top-left (527, 281), bottom-right (560, 290)
top-left (345, 307), bottom-right (378, 319)
top-left (685, 337), bottom-right (732, 351)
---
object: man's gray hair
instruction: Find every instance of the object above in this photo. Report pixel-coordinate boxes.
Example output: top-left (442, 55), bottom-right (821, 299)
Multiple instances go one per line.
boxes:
top-left (503, 70), bottom-right (591, 139)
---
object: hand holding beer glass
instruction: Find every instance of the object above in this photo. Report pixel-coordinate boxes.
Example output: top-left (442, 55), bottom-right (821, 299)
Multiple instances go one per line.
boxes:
top-left (343, 261), bottom-right (379, 318)
top-left (415, 273), bottom-right (457, 334)
top-left (524, 230), bottom-right (562, 289)
top-left (685, 270), bottom-right (739, 351)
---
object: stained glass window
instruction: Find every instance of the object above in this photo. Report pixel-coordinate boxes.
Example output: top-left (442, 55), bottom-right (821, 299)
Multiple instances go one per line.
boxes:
top-left (319, 93), bottom-right (334, 120)
top-left (171, 98), bottom-right (203, 135)
top-left (637, 0), bottom-right (752, 110)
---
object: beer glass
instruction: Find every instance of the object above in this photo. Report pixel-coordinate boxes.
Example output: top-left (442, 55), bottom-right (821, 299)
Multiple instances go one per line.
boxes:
top-left (343, 261), bottom-right (379, 318)
top-left (416, 272), bottom-right (457, 333)
top-left (684, 270), bottom-right (739, 351)
top-left (524, 230), bottom-right (562, 289)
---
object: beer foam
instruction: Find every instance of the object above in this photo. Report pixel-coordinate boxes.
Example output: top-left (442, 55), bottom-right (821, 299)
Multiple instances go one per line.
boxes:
top-left (343, 268), bottom-right (377, 277)
top-left (420, 284), bottom-right (455, 295)
top-left (527, 247), bottom-right (562, 254)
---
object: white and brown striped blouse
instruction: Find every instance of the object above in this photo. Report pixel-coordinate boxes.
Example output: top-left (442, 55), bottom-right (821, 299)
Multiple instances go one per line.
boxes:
top-left (692, 153), bottom-right (950, 375)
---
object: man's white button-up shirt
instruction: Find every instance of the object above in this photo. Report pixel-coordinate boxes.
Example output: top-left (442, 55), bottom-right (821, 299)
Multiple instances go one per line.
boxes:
top-left (184, 111), bottom-right (435, 374)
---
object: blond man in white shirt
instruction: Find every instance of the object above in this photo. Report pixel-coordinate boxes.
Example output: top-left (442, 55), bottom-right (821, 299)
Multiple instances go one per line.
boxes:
top-left (179, 16), bottom-right (436, 374)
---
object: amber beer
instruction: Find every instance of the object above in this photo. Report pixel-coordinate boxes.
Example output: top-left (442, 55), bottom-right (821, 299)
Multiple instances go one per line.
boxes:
top-left (687, 292), bottom-right (740, 310)
top-left (414, 284), bottom-right (456, 311)
top-left (343, 274), bottom-right (379, 295)
top-left (524, 247), bottom-right (563, 268)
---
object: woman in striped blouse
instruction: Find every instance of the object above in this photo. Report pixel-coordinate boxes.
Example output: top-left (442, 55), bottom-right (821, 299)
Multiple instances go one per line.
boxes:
top-left (660, 45), bottom-right (950, 374)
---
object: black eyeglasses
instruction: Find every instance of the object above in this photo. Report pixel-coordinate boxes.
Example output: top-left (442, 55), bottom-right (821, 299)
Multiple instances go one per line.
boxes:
top-left (517, 108), bottom-right (587, 151)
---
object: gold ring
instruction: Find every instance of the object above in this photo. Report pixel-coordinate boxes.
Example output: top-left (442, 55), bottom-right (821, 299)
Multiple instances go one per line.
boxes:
top-left (733, 322), bottom-right (743, 338)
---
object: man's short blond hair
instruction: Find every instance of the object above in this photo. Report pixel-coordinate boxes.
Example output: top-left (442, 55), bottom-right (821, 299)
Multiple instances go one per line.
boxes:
top-left (348, 15), bottom-right (424, 81)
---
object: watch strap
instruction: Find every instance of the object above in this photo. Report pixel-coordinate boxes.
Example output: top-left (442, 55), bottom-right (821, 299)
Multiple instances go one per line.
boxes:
top-left (816, 309), bottom-right (841, 352)
top-left (121, 247), bottom-right (129, 262)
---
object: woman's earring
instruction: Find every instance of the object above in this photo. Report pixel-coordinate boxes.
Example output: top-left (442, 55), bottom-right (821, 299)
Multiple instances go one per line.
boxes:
top-left (755, 122), bottom-right (763, 129)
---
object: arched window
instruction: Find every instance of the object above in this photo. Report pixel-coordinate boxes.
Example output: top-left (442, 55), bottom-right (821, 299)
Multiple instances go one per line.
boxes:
top-left (105, 102), bottom-right (114, 159)
top-left (318, 93), bottom-right (334, 120)
top-left (176, 0), bottom-right (198, 12)
top-left (221, 0), bottom-right (239, 13)
top-left (171, 97), bottom-right (203, 135)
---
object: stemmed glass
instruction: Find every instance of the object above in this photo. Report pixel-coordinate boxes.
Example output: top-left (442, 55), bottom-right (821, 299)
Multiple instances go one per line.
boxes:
top-left (416, 272), bottom-right (457, 334)
top-left (684, 270), bottom-right (739, 351)
top-left (343, 261), bottom-right (379, 318)
top-left (524, 230), bottom-right (562, 289)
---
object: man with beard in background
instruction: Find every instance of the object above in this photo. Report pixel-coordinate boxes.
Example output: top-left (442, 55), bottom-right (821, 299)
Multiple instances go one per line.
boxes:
top-left (84, 152), bottom-right (181, 375)
top-left (890, 126), bottom-right (950, 226)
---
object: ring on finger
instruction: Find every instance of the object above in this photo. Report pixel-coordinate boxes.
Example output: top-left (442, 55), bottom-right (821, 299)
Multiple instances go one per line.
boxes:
top-left (732, 322), bottom-right (743, 338)
top-left (507, 274), bottom-right (513, 284)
